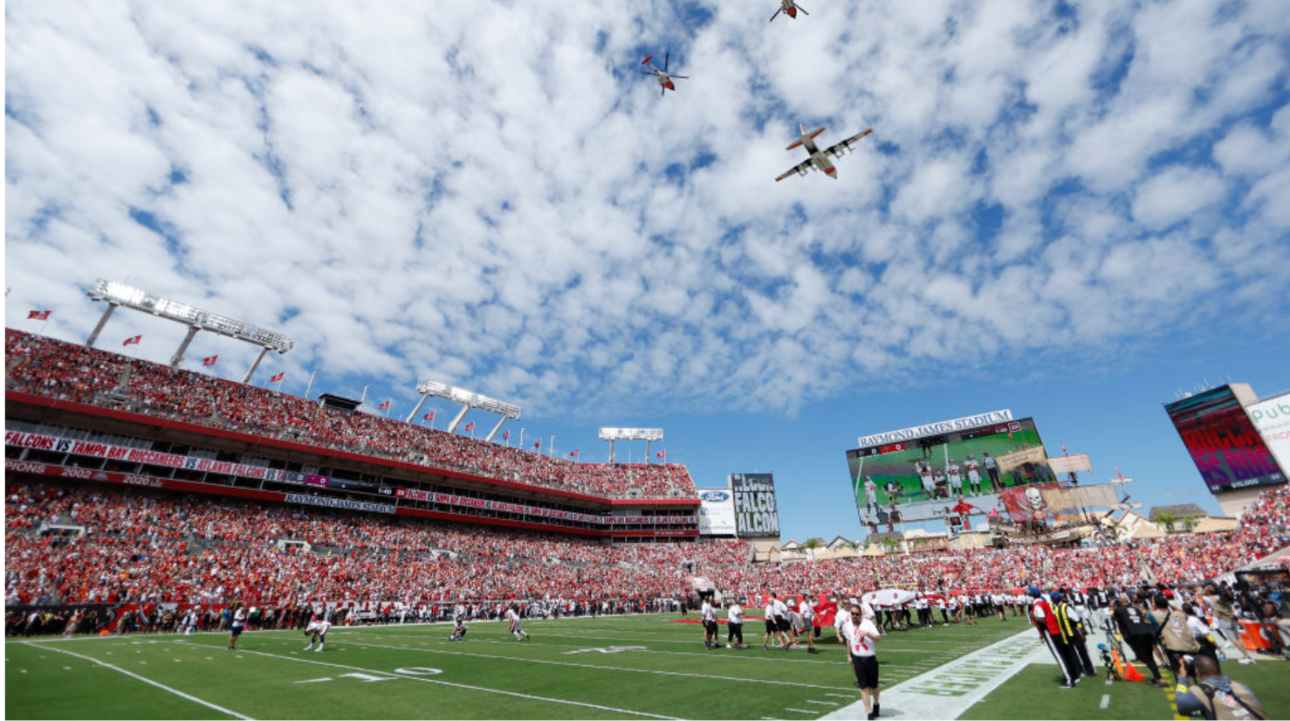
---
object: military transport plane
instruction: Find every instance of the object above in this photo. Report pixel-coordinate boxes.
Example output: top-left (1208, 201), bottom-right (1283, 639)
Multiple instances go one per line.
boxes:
top-left (775, 125), bottom-right (873, 181)
top-left (641, 52), bottom-right (688, 96)
top-left (770, 0), bottom-right (809, 21)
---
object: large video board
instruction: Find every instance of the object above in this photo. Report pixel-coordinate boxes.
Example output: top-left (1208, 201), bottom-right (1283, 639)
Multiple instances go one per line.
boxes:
top-left (730, 473), bottom-right (780, 537)
top-left (1166, 386), bottom-right (1285, 494)
top-left (847, 416), bottom-right (1055, 522)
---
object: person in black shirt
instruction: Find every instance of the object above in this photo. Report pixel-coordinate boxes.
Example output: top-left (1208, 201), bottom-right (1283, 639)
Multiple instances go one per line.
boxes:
top-left (1113, 595), bottom-right (1166, 687)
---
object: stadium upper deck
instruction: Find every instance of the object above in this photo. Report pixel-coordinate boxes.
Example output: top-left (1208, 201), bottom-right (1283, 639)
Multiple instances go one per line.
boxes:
top-left (5, 330), bottom-right (701, 515)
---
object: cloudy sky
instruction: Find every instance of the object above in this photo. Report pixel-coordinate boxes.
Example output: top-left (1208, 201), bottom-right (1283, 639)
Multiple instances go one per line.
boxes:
top-left (7, 0), bottom-right (1290, 539)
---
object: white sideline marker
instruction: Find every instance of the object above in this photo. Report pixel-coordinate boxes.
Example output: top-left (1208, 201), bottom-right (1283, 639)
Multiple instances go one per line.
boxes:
top-left (1100, 694), bottom-right (1111, 709)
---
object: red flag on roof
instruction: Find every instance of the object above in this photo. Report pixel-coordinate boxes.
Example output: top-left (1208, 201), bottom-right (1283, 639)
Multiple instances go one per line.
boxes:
top-left (123, 335), bottom-right (142, 346)
top-left (270, 372), bottom-right (285, 383)
top-left (464, 421), bottom-right (475, 432)
top-left (378, 400), bottom-right (391, 410)
top-left (570, 449), bottom-right (579, 457)
top-left (202, 355), bottom-right (218, 366)
top-left (503, 430), bottom-right (510, 441)
top-left (27, 310), bottom-right (51, 320)
top-left (424, 412), bottom-right (434, 421)
top-left (533, 441), bottom-right (541, 449)
top-left (656, 449), bottom-right (666, 458)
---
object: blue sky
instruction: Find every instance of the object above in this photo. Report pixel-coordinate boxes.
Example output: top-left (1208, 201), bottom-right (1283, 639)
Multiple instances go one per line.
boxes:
top-left (6, 0), bottom-right (1290, 541)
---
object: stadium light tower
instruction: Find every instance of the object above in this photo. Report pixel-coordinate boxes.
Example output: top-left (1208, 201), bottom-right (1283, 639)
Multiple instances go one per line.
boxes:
top-left (84, 279), bottom-right (294, 382)
top-left (598, 427), bottom-right (664, 464)
top-left (405, 379), bottom-right (520, 441)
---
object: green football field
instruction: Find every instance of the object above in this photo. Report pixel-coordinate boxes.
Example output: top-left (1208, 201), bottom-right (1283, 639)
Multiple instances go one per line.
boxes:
top-left (5, 613), bottom-right (1286, 719)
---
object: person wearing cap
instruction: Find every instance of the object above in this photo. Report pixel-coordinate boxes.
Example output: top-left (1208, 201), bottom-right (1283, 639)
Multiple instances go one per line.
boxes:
top-left (1056, 589), bottom-right (1096, 676)
top-left (1030, 587), bottom-right (1079, 688)
top-left (847, 602), bottom-right (882, 720)
top-left (1174, 654), bottom-right (1267, 720)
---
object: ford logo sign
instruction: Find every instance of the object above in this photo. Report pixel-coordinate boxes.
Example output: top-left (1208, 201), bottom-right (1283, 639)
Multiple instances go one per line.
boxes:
top-left (701, 491), bottom-right (729, 502)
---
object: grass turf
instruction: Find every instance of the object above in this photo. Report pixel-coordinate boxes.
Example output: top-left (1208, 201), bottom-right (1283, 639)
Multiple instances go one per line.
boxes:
top-left (6, 613), bottom-right (1023, 720)
top-left (961, 656), bottom-right (1289, 720)
top-left (14, 614), bottom-right (1278, 719)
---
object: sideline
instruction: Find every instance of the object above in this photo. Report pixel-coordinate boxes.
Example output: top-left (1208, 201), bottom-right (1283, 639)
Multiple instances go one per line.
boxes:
top-left (821, 628), bottom-right (1044, 720)
top-left (23, 642), bottom-right (254, 720)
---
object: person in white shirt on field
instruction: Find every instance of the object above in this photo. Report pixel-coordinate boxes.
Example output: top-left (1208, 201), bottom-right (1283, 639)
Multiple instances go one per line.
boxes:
top-left (946, 460), bottom-right (963, 498)
top-left (726, 599), bottom-right (747, 649)
top-left (847, 602), bottom-right (882, 720)
top-left (226, 603), bottom-right (247, 652)
top-left (763, 594), bottom-right (790, 650)
top-left (701, 597), bottom-right (719, 649)
top-left (505, 605), bottom-right (530, 641)
top-left (799, 595), bottom-right (820, 654)
top-left (303, 614), bottom-right (331, 652)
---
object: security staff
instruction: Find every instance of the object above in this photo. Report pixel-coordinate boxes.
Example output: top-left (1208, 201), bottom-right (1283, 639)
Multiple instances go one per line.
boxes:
top-left (1030, 588), bottom-right (1079, 688)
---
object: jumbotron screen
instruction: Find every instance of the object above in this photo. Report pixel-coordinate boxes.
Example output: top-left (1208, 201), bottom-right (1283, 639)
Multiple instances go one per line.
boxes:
top-left (1165, 386), bottom-right (1285, 494)
top-left (847, 416), bottom-right (1055, 520)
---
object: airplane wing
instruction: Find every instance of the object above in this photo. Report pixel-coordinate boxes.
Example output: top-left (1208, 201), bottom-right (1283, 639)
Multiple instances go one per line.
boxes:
top-left (775, 158), bottom-right (814, 182)
top-left (823, 128), bottom-right (873, 158)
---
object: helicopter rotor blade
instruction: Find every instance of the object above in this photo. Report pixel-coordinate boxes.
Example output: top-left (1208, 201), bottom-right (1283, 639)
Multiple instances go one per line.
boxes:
top-left (770, 8), bottom-right (781, 21)
top-left (671, 75), bottom-right (689, 79)
top-left (664, 51), bottom-right (669, 72)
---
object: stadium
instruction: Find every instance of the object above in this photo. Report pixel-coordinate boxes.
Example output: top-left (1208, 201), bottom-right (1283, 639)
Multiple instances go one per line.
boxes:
top-left (6, 324), bottom-right (1290, 719)
top-left (8, 0), bottom-right (1290, 719)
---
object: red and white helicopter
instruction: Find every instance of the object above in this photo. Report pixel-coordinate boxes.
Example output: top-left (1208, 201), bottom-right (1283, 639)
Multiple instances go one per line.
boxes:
top-left (775, 124), bottom-right (873, 181)
top-left (640, 52), bottom-right (688, 96)
top-left (770, 0), bottom-right (808, 21)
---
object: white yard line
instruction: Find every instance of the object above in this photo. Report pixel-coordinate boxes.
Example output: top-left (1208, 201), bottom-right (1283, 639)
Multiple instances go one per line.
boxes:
top-left (227, 646), bottom-right (678, 719)
top-left (24, 643), bottom-right (253, 720)
top-left (339, 638), bottom-right (863, 691)
top-left (821, 628), bottom-right (1046, 721)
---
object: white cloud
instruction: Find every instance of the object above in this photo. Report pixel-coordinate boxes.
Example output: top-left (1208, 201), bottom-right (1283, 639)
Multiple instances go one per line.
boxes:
top-left (5, 0), bottom-right (1290, 415)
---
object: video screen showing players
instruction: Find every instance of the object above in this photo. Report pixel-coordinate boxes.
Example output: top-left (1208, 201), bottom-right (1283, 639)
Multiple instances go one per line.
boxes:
top-left (847, 418), bottom-right (1055, 515)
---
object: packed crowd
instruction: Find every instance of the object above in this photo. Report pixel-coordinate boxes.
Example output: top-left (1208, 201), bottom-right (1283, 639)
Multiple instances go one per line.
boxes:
top-left (6, 480), bottom-right (1289, 612)
top-left (4, 330), bottom-right (696, 500)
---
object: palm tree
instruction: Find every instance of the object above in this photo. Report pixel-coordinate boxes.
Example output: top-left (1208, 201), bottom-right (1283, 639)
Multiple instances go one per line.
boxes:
top-left (1155, 511), bottom-right (1177, 534)
top-left (1181, 515), bottom-right (1201, 534)
top-left (803, 538), bottom-right (824, 561)
top-left (880, 537), bottom-right (902, 555)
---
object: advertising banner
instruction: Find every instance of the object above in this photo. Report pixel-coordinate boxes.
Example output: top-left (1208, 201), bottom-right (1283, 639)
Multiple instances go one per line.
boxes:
top-left (698, 488), bottom-right (738, 535)
top-left (1248, 392), bottom-right (1290, 481)
top-left (730, 473), bottom-right (780, 537)
top-left (1165, 386), bottom-right (1285, 494)
top-left (847, 417), bottom-right (1055, 522)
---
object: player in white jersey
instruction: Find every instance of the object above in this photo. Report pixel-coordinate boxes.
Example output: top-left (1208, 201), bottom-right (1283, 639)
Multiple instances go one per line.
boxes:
top-left (917, 463), bottom-right (936, 499)
top-left (505, 605), bottom-right (530, 641)
top-left (946, 461), bottom-right (963, 497)
top-left (964, 455), bottom-right (982, 494)
top-left (449, 606), bottom-right (468, 641)
top-left (864, 476), bottom-right (878, 511)
top-left (726, 600), bottom-right (747, 649)
top-left (847, 602), bottom-right (882, 720)
top-left (303, 614), bottom-right (331, 652)
top-left (182, 609), bottom-right (199, 635)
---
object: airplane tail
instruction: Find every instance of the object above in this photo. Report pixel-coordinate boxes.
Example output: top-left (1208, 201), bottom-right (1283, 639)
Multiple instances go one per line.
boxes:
top-left (786, 126), bottom-right (826, 151)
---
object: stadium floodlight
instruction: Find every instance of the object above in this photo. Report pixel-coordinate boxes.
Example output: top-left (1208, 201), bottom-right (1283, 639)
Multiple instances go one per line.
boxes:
top-left (84, 279), bottom-right (293, 382)
top-left (405, 378), bottom-right (521, 441)
top-left (598, 427), bottom-right (664, 464)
